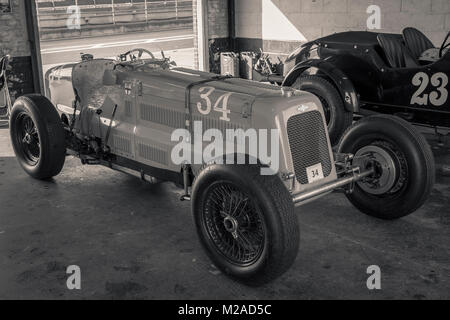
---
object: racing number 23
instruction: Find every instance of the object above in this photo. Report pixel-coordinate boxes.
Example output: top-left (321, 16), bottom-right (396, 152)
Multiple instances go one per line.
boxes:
top-left (411, 72), bottom-right (448, 106)
top-left (197, 87), bottom-right (232, 122)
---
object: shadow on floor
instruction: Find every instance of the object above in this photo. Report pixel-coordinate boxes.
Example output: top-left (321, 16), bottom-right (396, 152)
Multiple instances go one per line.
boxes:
top-left (0, 127), bottom-right (449, 299)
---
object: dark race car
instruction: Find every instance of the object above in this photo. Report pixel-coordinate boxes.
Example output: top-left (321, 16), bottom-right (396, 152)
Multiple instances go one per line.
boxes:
top-left (282, 28), bottom-right (450, 144)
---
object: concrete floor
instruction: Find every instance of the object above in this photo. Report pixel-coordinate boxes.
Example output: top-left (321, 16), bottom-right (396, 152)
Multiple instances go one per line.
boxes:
top-left (0, 125), bottom-right (449, 300)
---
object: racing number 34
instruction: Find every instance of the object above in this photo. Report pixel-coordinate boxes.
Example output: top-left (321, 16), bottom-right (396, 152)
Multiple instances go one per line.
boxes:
top-left (197, 87), bottom-right (232, 122)
top-left (411, 72), bottom-right (448, 107)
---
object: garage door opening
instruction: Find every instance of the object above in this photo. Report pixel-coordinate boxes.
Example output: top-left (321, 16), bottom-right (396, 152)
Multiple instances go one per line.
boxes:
top-left (35, 0), bottom-right (195, 79)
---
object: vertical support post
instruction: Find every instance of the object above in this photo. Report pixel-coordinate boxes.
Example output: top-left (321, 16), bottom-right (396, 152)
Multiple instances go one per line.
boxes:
top-left (144, 0), bottom-right (148, 23)
top-left (175, 0), bottom-right (178, 20)
top-left (228, 0), bottom-right (235, 52)
top-left (196, 0), bottom-right (209, 72)
top-left (24, 0), bottom-right (44, 94)
top-left (111, 0), bottom-right (115, 25)
top-left (35, 0), bottom-right (41, 30)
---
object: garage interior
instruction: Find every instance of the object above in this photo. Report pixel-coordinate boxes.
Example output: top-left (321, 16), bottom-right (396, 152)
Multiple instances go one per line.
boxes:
top-left (1, 0), bottom-right (450, 299)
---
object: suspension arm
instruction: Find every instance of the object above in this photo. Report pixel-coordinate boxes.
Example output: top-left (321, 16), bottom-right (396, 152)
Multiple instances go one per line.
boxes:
top-left (292, 168), bottom-right (374, 205)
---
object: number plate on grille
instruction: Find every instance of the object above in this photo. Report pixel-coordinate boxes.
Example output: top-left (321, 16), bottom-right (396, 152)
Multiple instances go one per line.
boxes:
top-left (306, 163), bottom-right (324, 184)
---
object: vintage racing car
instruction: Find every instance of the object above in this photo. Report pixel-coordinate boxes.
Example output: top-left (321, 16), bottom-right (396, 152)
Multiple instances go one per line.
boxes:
top-left (6, 50), bottom-right (435, 285)
top-left (283, 28), bottom-right (450, 144)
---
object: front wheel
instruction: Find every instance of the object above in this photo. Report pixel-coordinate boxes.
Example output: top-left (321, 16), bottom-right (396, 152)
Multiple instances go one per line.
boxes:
top-left (10, 94), bottom-right (66, 180)
top-left (192, 164), bottom-right (299, 285)
top-left (338, 115), bottom-right (435, 220)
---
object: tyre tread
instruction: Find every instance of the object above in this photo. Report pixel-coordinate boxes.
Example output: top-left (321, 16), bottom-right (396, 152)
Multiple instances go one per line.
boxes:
top-left (11, 94), bottom-right (66, 179)
top-left (338, 114), bottom-right (435, 219)
top-left (194, 162), bottom-right (299, 285)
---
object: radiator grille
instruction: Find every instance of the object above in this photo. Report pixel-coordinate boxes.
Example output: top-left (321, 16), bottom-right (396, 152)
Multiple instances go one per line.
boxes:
top-left (192, 115), bottom-right (245, 131)
top-left (139, 103), bottom-right (247, 131)
top-left (138, 143), bottom-right (168, 165)
top-left (140, 103), bottom-right (185, 128)
top-left (287, 111), bottom-right (332, 184)
top-left (124, 100), bottom-right (132, 118)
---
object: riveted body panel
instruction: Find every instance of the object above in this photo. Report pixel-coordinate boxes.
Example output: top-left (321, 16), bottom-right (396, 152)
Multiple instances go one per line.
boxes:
top-left (45, 57), bottom-right (337, 202)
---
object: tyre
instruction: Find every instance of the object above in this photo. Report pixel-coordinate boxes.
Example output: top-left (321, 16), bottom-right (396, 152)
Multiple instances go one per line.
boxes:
top-left (292, 75), bottom-right (353, 145)
top-left (192, 163), bottom-right (299, 285)
top-left (338, 115), bottom-right (435, 220)
top-left (10, 94), bottom-right (66, 180)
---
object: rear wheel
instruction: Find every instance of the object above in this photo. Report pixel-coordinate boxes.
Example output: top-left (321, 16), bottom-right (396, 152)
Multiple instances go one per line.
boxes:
top-left (10, 94), bottom-right (66, 180)
top-left (192, 163), bottom-right (299, 285)
top-left (338, 115), bottom-right (435, 220)
top-left (292, 75), bottom-right (353, 145)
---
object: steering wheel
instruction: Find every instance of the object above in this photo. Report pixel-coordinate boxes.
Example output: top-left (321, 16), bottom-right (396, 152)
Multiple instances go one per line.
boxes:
top-left (439, 31), bottom-right (450, 58)
top-left (122, 48), bottom-right (155, 62)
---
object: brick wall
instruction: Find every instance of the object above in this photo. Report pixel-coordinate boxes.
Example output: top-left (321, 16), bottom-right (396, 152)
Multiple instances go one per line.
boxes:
top-left (0, 0), bottom-right (30, 57)
top-left (207, 0), bottom-right (229, 39)
top-left (193, 0), bottom-right (199, 69)
top-left (193, 0), bottom-right (230, 72)
top-left (207, 0), bottom-right (229, 72)
top-left (0, 0), bottom-right (36, 99)
top-left (235, 0), bottom-right (450, 54)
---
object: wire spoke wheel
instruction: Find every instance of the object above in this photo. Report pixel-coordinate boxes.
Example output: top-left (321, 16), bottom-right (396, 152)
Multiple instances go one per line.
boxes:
top-left (202, 182), bottom-right (266, 266)
top-left (15, 113), bottom-right (40, 166)
top-left (193, 164), bottom-right (299, 284)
